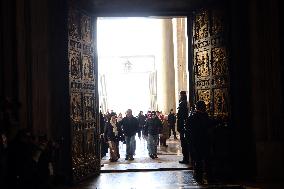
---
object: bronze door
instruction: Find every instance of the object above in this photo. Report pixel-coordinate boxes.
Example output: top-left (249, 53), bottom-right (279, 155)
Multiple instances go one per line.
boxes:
top-left (192, 8), bottom-right (231, 121)
top-left (68, 5), bottom-right (100, 182)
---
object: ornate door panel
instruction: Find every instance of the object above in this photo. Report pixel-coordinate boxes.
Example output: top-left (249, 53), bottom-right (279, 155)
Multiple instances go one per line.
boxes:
top-left (68, 6), bottom-right (100, 182)
top-left (192, 8), bottom-right (230, 120)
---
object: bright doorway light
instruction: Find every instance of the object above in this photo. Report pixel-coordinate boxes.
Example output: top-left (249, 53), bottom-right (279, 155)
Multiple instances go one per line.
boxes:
top-left (97, 17), bottom-right (162, 116)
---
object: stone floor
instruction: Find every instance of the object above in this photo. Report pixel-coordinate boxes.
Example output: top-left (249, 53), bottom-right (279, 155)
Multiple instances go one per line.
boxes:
top-left (57, 135), bottom-right (284, 189)
top-left (65, 135), bottom-right (249, 189)
top-left (71, 170), bottom-right (244, 189)
top-left (101, 135), bottom-right (190, 172)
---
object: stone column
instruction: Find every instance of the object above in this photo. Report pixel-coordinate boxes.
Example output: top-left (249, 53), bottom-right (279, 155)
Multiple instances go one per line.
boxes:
top-left (173, 18), bottom-right (188, 109)
top-left (157, 19), bottom-right (176, 114)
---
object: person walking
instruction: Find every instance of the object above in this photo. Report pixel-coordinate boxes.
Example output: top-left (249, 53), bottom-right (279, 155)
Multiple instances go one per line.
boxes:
top-left (104, 115), bottom-right (122, 162)
top-left (159, 115), bottom-right (170, 147)
top-left (119, 109), bottom-right (139, 160)
top-left (168, 109), bottom-right (177, 139)
top-left (177, 91), bottom-right (189, 164)
top-left (143, 111), bottom-right (162, 159)
top-left (137, 111), bottom-right (146, 139)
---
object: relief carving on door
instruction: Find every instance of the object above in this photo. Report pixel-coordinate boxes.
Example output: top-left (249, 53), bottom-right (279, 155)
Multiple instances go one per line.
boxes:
top-left (195, 50), bottom-right (210, 77)
top-left (193, 9), bottom-right (230, 120)
top-left (68, 7), bottom-right (100, 182)
top-left (194, 11), bottom-right (209, 40)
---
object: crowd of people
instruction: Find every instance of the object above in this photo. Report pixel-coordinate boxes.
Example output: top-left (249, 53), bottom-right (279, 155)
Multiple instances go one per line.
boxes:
top-left (177, 91), bottom-right (218, 184)
top-left (100, 91), bottom-right (218, 184)
top-left (100, 108), bottom-right (176, 161)
top-left (1, 92), bottom-right (218, 186)
top-left (0, 98), bottom-right (59, 189)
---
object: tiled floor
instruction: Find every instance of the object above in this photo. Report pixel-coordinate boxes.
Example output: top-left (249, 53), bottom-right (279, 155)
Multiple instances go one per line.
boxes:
top-left (101, 135), bottom-right (190, 172)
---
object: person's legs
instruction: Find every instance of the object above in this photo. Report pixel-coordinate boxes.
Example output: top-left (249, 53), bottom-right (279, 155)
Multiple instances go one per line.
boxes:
top-left (169, 125), bottom-right (177, 139)
top-left (179, 132), bottom-right (189, 163)
top-left (147, 135), bottom-right (154, 158)
top-left (128, 135), bottom-right (136, 160)
top-left (115, 140), bottom-right (120, 159)
top-left (159, 135), bottom-right (163, 146)
top-left (194, 159), bottom-right (203, 183)
top-left (138, 125), bottom-right (142, 138)
top-left (162, 136), bottom-right (167, 147)
top-left (125, 136), bottom-right (131, 160)
top-left (108, 141), bottom-right (118, 161)
top-left (173, 127), bottom-right (177, 139)
top-left (152, 135), bottom-right (159, 157)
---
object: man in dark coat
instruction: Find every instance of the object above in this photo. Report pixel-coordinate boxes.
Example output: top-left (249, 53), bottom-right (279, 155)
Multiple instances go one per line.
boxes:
top-left (177, 91), bottom-right (189, 164)
top-left (137, 111), bottom-right (146, 139)
top-left (188, 100), bottom-right (213, 183)
top-left (119, 109), bottom-right (139, 160)
top-left (100, 111), bottom-right (108, 158)
top-left (168, 109), bottom-right (177, 139)
top-left (143, 111), bottom-right (162, 159)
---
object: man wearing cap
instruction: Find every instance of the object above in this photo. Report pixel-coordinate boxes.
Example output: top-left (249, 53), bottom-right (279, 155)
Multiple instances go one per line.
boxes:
top-left (177, 91), bottom-right (189, 164)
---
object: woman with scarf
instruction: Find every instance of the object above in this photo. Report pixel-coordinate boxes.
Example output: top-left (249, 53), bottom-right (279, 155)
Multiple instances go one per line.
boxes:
top-left (104, 115), bottom-right (122, 162)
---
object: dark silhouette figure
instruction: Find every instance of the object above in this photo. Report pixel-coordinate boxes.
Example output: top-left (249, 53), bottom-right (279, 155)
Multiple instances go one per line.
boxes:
top-left (137, 111), bottom-right (146, 139)
top-left (177, 91), bottom-right (189, 164)
top-left (188, 100), bottom-right (213, 184)
top-left (37, 136), bottom-right (56, 189)
top-left (168, 109), bottom-right (177, 139)
top-left (6, 129), bottom-right (40, 189)
top-left (100, 111), bottom-right (108, 158)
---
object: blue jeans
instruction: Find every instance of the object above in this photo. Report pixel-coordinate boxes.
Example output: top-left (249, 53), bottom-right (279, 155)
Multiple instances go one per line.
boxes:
top-left (147, 134), bottom-right (159, 155)
top-left (125, 135), bottom-right (136, 156)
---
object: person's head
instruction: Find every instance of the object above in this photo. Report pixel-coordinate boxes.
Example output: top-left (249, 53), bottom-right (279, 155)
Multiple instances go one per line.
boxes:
top-left (139, 111), bottom-right (143, 115)
top-left (163, 115), bottom-right (168, 121)
top-left (179, 91), bottom-right (187, 101)
top-left (110, 115), bottom-right (116, 123)
top-left (151, 111), bottom-right (156, 118)
top-left (170, 108), bottom-right (173, 113)
top-left (147, 111), bottom-right (151, 118)
top-left (126, 109), bottom-right (132, 117)
top-left (38, 135), bottom-right (48, 149)
top-left (110, 111), bottom-right (116, 117)
top-left (15, 129), bottom-right (32, 144)
top-left (195, 101), bottom-right (206, 112)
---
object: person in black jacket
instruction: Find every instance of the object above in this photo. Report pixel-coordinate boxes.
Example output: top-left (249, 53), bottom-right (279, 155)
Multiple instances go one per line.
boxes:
top-left (137, 111), bottom-right (146, 139)
top-left (100, 111), bottom-right (108, 158)
top-left (119, 109), bottom-right (139, 160)
top-left (177, 91), bottom-right (189, 164)
top-left (168, 109), bottom-right (177, 139)
top-left (143, 111), bottom-right (162, 159)
top-left (188, 100), bottom-right (213, 184)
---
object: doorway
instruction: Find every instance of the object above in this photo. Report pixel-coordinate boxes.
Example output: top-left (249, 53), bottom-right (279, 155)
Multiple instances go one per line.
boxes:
top-left (97, 17), bottom-right (190, 171)
top-left (67, 4), bottom-right (232, 181)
